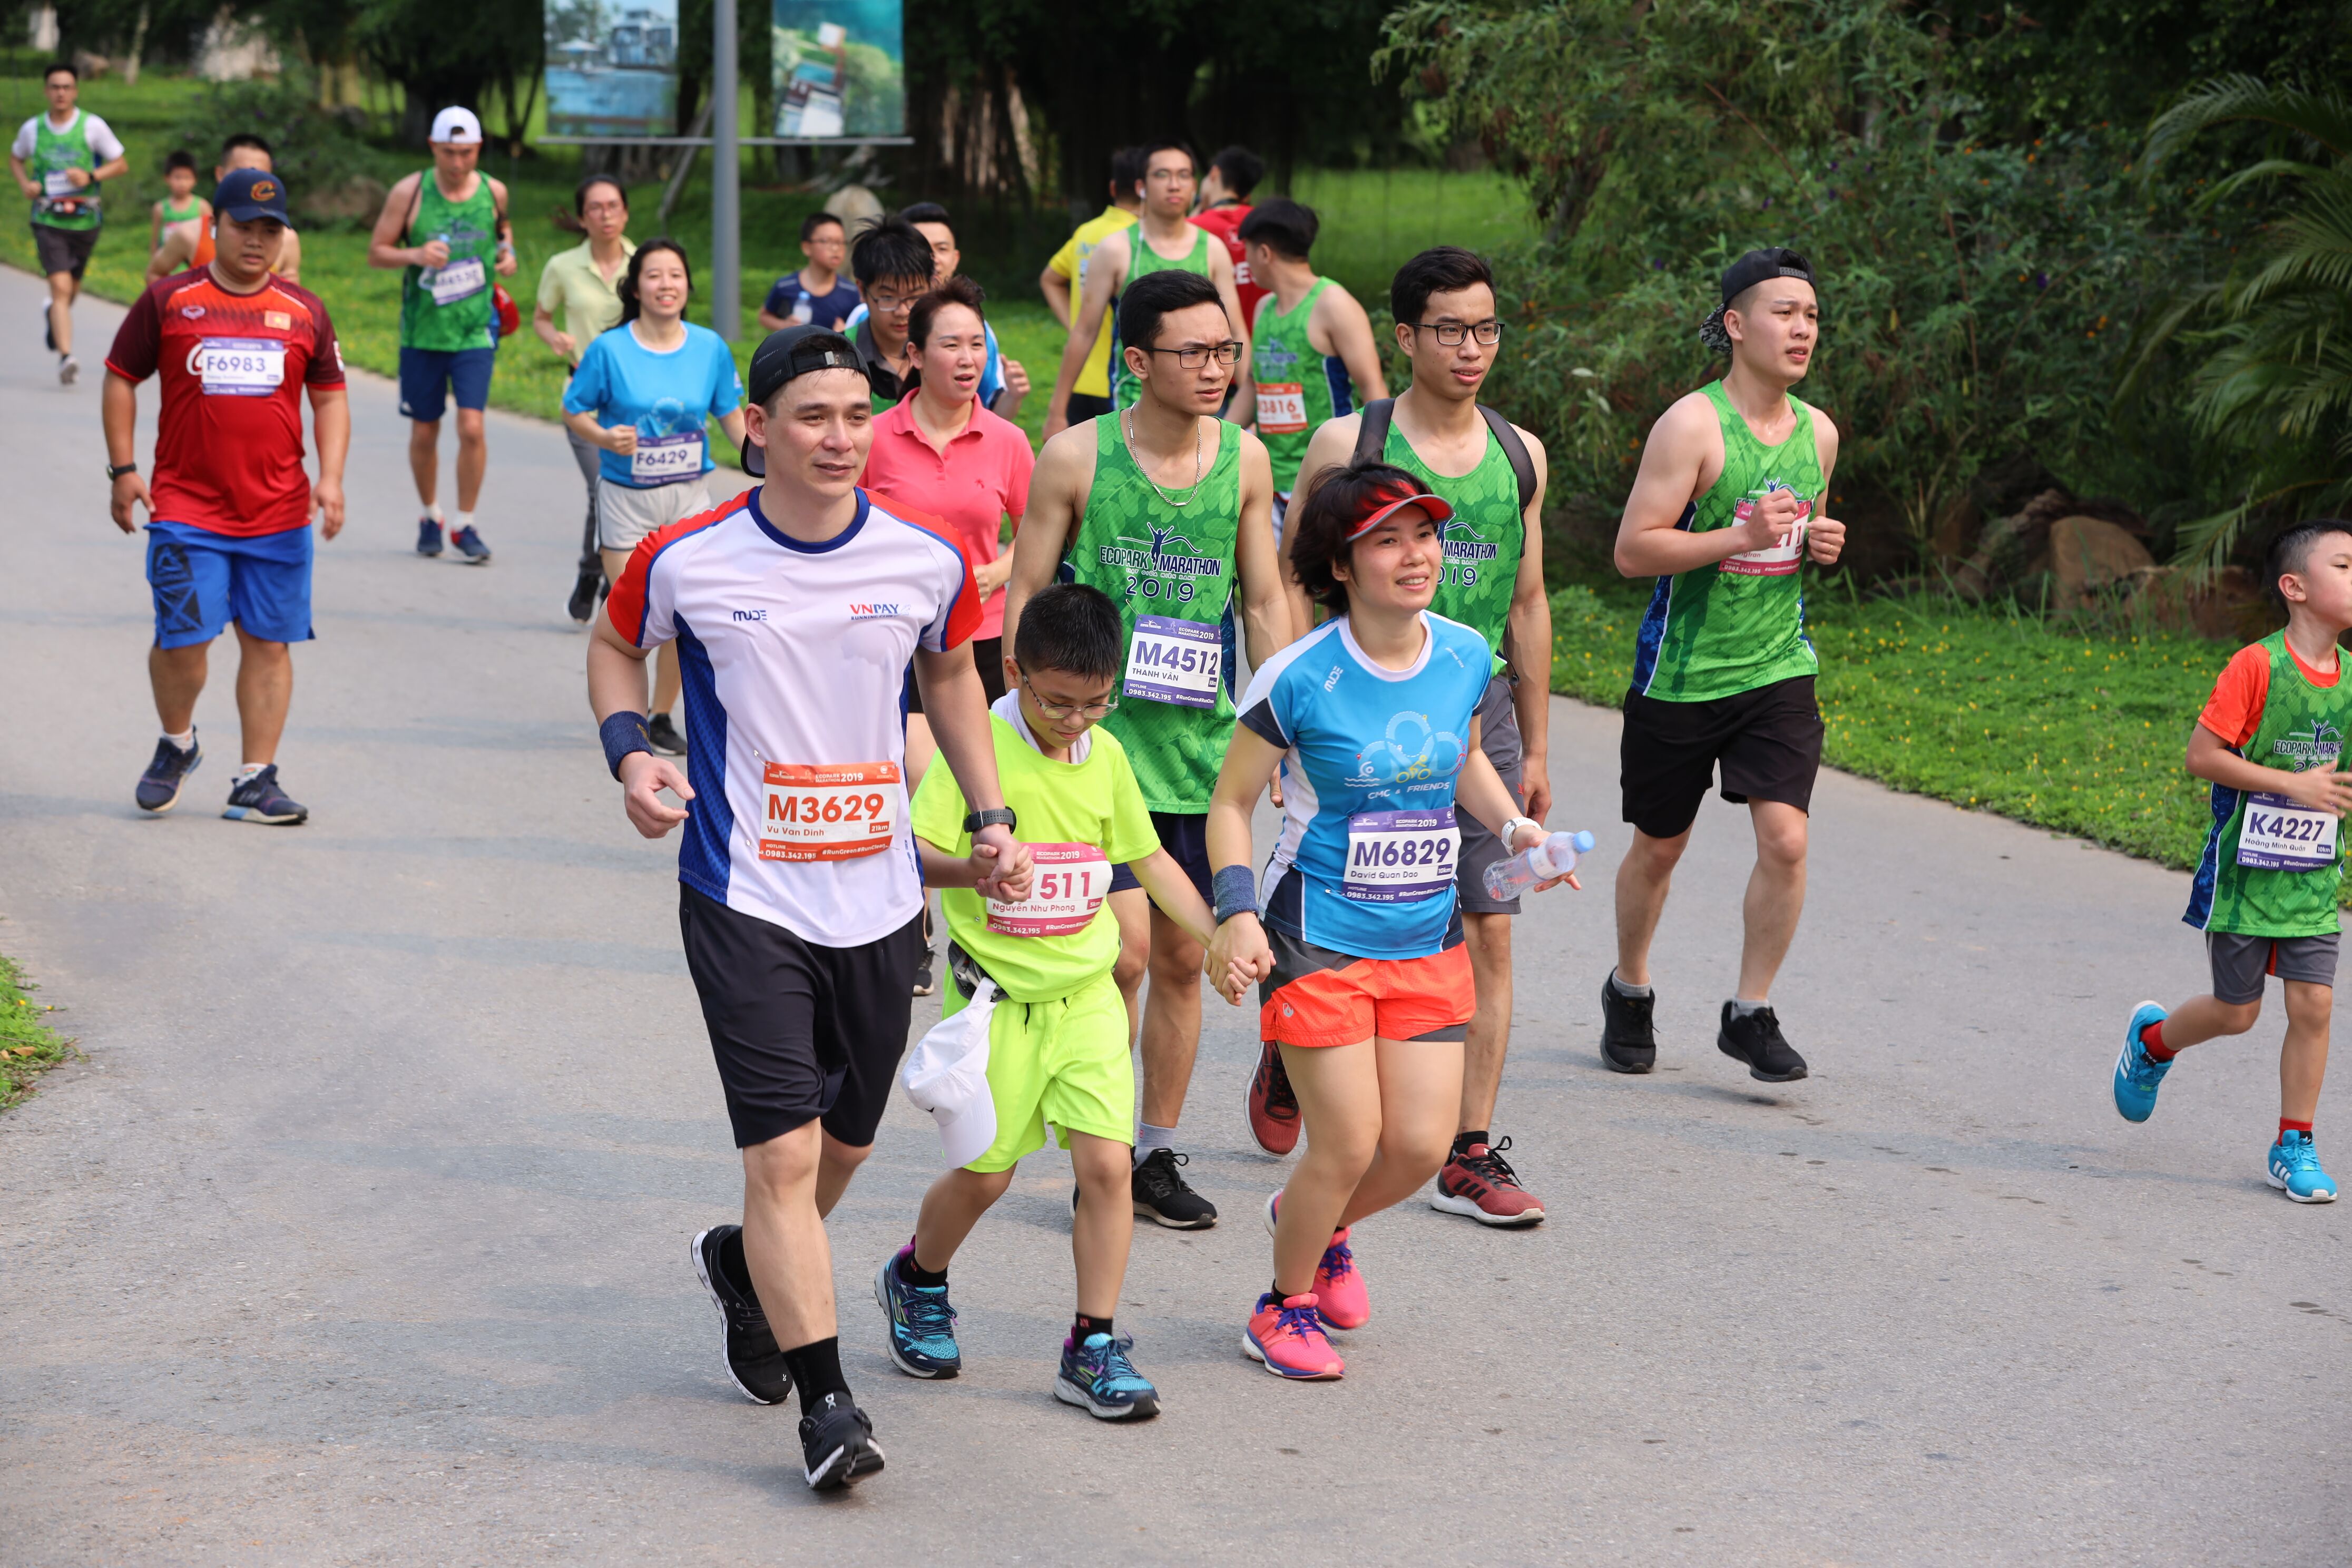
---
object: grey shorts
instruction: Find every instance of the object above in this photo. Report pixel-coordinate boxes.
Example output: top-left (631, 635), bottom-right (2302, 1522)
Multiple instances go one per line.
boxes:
top-left (2207, 932), bottom-right (2340, 1005)
top-left (597, 475), bottom-right (713, 554)
top-left (1457, 673), bottom-right (1528, 916)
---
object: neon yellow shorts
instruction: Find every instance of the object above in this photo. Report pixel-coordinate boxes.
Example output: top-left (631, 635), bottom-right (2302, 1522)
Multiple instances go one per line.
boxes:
top-left (943, 968), bottom-right (1133, 1173)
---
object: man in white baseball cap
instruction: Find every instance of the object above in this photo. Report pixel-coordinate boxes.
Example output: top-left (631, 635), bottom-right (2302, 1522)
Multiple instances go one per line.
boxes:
top-left (366, 104), bottom-right (514, 563)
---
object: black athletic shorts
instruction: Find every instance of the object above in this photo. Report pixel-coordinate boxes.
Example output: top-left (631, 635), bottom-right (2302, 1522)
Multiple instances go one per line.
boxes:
top-left (903, 636), bottom-right (1005, 714)
top-left (1457, 674), bottom-right (1529, 916)
top-left (678, 885), bottom-right (924, 1149)
top-left (33, 221), bottom-right (98, 281)
top-left (1108, 809), bottom-right (1213, 899)
top-left (1066, 393), bottom-right (1113, 424)
top-left (1620, 674), bottom-right (1824, 840)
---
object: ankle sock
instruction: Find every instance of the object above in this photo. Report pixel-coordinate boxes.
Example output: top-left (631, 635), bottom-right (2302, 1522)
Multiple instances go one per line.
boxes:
top-left (1452, 1130), bottom-right (1488, 1158)
top-left (780, 1336), bottom-right (848, 1417)
top-left (1133, 1123), bottom-right (1175, 1165)
top-left (2140, 1019), bottom-right (2175, 1061)
top-left (1608, 969), bottom-right (1652, 999)
top-left (1073, 1311), bottom-right (1113, 1343)
top-left (425, 503), bottom-right (445, 523)
top-left (233, 763), bottom-right (266, 786)
top-left (896, 1248), bottom-right (947, 1290)
top-left (455, 510), bottom-right (476, 533)
top-left (1729, 997), bottom-right (1768, 1020)
top-left (2281, 1119), bottom-right (2314, 1139)
top-left (162, 729), bottom-right (195, 753)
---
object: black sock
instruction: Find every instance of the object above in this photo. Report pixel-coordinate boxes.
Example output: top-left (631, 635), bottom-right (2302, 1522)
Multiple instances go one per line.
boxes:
top-left (719, 1228), bottom-right (752, 1294)
top-left (1073, 1311), bottom-right (1113, 1342)
top-left (896, 1249), bottom-right (948, 1290)
top-left (1269, 1279), bottom-right (1289, 1302)
top-left (781, 1336), bottom-right (849, 1418)
top-left (1454, 1129), bottom-right (1489, 1157)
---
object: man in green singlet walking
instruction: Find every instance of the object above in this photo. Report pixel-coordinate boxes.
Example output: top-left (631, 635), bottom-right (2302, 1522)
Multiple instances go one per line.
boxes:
top-left (367, 106), bottom-right (515, 564)
top-left (1604, 247), bottom-right (1848, 1085)
top-left (1007, 269), bottom-right (1289, 1229)
top-left (1278, 246), bottom-right (1557, 1223)
top-left (1226, 198), bottom-right (1387, 536)
top-left (1041, 142), bottom-right (1248, 440)
top-left (10, 61), bottom-right (128, 386)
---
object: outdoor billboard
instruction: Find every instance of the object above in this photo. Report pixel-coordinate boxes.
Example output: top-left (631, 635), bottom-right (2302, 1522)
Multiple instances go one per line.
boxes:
top-left (772, 0), bottom-right (904, 139)
top-left (546, 0), bottom-right (680, 139)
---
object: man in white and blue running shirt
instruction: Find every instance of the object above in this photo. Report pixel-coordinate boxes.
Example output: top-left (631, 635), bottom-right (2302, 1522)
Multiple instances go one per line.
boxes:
top-left (589, 324), bottom-right (1033, 1492)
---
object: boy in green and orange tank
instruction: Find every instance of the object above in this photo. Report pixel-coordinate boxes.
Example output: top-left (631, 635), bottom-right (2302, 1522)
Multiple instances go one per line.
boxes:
top-left (2114, 518), bottom-right (2352, 1203)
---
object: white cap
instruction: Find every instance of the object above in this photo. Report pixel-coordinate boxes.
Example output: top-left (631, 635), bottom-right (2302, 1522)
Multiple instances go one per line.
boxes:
top-left (899, 982), bottom-right (998, 1167)
top-left (429, 106), bottom-right (483, 146)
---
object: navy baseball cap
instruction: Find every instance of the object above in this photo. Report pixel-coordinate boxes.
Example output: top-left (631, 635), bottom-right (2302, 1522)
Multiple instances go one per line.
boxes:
top-left (748, 325), bottom-right (864, 406)
top-left (214, 167), bottom-right (291, 226)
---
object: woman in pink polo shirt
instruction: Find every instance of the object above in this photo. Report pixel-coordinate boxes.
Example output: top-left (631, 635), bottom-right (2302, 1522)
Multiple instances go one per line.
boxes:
top-left (861, 273), bottom-right (1036, 996)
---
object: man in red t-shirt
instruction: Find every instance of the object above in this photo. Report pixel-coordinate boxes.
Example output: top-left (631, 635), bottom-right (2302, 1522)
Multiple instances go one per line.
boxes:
top-left (103, 168), bottom-right (349, 825)
top-left (1192, 145), bottom-right (1268, 327)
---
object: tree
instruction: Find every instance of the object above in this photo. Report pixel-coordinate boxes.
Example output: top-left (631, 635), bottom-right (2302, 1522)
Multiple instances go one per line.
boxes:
top-left (349, 0), bottom-right (541, 146)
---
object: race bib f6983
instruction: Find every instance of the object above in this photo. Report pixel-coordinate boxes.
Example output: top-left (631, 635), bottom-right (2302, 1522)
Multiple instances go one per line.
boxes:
top-left (191, 337), bottom-right (286, 397)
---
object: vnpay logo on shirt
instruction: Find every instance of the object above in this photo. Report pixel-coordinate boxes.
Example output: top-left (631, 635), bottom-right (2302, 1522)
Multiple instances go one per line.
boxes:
top-left (848, 602), bottom-right (900, 622)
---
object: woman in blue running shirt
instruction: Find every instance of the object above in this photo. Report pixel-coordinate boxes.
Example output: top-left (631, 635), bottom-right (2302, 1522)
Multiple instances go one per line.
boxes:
top-left (1206, 462), bottom-right (1581, 1380)
top-left (564, 239), bottom-right (747, 755)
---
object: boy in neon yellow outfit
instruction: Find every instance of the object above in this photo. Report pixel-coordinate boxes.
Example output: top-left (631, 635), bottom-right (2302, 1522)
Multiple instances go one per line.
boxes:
top-left (879, 583), bottom-right (1255, 1419)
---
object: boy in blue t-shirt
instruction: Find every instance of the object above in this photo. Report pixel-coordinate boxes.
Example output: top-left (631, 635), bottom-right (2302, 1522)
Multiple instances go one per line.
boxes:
top-left (878, 583), bottom-right (1252, 1420)
top-left (758, 211), bottom-right (860, 332)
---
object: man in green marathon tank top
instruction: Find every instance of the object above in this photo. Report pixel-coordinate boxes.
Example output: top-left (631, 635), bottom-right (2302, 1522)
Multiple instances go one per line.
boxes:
top-left (1226, 198), bottom-right (1387, 535)
top-left (1008, 269), bottom-right (1289, 1230)
top-left (1603, 247), bottom-right (1849, 1087)
top-left (1043, 141), bottom-right (1248, 440)
top-left (1281, 246), bottom-right (1558, 1223)
top-left (10, 62), bottom-right (129, 386)
top-left (367, 107), bottom-right (515, 564)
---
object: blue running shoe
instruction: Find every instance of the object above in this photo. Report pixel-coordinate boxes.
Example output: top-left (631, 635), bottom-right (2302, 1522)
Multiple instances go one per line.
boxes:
top-left (2267, 1130), bottom-right (2339, 1203)
top-left (222, 764), bottom-right (308, 825)
top-left (135, 732), bottom-right (201, 813)
top-left (2112, 1000), bottom-right (2172, 1123)
top-left (451, 524), bottom-right (492, 564)
top-left (416, 517), bottom-right (443, 556)
top-left (873, 1246), bottom-right (960, 1378)
top-left (1054, 1331), bottom-right (1160, 1420)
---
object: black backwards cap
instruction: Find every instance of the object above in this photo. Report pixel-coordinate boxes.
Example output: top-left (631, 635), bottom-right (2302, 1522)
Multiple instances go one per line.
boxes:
top-left (742, 325), bottom-right (866, 476)
top-left (1699, 247), bottom-right (1817, 354)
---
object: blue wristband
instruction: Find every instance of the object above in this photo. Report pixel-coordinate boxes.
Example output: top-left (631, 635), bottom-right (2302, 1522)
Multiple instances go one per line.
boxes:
top-left (1212, 864), bottom-right (1259, 925)
top-left (601, 711), bottom-right (652, 779)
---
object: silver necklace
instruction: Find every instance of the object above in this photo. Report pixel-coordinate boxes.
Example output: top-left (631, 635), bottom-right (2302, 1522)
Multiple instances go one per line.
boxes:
top-left (1123, 409), bottom-right (1204, 507)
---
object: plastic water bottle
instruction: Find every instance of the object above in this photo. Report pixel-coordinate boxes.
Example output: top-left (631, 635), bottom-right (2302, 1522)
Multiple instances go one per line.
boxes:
top-left (1482, 829), bottom-right (1596, 901)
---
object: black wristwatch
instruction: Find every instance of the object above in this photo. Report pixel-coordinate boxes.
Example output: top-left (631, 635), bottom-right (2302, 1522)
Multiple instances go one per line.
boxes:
top-left (963, 807), bottom-right (1018, 834)
top-left (106, 462), bottom-right (137, 480)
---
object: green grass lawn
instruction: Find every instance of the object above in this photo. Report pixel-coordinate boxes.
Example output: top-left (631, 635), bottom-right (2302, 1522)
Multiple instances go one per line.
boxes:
top-left (1, 953), bottom-right (75, 1112)
top-left (1550, 583), bottom-right (2241, 879)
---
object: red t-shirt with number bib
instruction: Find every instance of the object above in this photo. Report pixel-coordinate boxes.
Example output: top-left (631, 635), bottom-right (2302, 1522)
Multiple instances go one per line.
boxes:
top-left (105, 268), bottom-right (346, 538)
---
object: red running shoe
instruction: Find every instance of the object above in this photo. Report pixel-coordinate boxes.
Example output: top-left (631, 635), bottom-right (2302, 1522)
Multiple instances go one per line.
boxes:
top-left (1243, 1291), bottom-right (1344, 1379)
top-left (1246, 1038), bottom-right (1299, 1155)
top-left (1262, 1190), bottom-right (1368, 1330)
top-left (1429, 1136), bottom-right (1547, 1227)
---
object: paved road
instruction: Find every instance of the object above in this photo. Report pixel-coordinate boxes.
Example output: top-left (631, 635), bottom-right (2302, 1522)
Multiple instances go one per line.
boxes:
top-left (2, 266), bottom-right (2347, 1566)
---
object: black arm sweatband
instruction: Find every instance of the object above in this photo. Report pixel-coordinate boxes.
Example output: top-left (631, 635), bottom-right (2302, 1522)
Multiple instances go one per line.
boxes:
top-left (601, 711), bottom-right (653, 779)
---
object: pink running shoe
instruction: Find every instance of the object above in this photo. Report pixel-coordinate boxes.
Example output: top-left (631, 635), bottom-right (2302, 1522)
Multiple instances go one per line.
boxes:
top-left (1243, 1292), bottom-right (1345, 1380)
top-left (1261, 1191), bottom-right (1369, 1331)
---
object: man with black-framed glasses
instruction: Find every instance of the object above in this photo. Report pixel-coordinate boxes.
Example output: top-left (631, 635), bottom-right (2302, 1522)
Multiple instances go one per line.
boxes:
top-left (1007, 267), bottom-right (1290, 1229)
top-left (846, 218), bottom-right (937, 413)
top-left (1276, 246), bottom-right (1557, 1226)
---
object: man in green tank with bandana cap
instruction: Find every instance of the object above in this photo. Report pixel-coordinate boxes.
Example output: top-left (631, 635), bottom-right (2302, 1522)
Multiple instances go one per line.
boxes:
top-left (1007, 268), bottom-right (1290, 1230)
top-left (1280, 245), bottom-right (1558, 1226)
top-left (367, 106), bottom-right (515, 565)
top-left (1603, 247), bottom-right (1848, 1087)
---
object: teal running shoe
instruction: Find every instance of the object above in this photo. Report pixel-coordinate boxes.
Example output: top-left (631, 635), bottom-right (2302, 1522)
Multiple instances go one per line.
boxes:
top-left (873, 1246), bottom-right (961, 1378)
top-left (1053, 1331), bottom-right (1160, 1420)
top-left (2267, 1130), bottom-right (2339, 1203)
top-left (2112, 1000), bottom-right (2172, 1123)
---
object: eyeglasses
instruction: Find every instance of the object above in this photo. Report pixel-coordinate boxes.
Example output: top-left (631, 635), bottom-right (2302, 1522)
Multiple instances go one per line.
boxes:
top-left (1148, 340), bottom-right (1244, 369)
top-left (867, 291), bottom-right (921, 314)
top-left (1021, 671), bottom-right (1119, 720)
top-left (1408, 319), bottom-right (1503, 346)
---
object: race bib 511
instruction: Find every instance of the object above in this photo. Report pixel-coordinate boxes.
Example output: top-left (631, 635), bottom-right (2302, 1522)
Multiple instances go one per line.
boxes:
top-left (987, 842), bottom-right (1110, 937)
top-left (759, 761), bottom-right (900, 862)
top-left (1123, 615), bottom-right (1220, 709)
top-left (2237, 789), bottom-right (2339, 872)
top-left (1342, 807), bottom-right (1459, 903)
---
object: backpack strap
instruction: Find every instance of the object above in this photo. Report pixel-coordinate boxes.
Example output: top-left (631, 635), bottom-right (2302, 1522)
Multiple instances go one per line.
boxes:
top-left (1478, 404), bottom-right (1538, 516)
top-left (1352, 397), bottom-right (1394, 465)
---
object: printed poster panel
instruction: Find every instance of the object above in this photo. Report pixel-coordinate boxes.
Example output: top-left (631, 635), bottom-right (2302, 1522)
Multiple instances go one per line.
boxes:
top-left (546, 0), bottom-right (680, 138)
top-left (771, 0), bottom-right (904, 138)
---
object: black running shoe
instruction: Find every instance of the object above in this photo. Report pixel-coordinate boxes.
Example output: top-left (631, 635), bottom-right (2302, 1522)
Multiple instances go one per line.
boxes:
top-left (646, 712), bottom-right (688, 756)
top-left (135, 732), bottom-right (202, 813)
top-left (1132, 1147), bottom-right (1218, 1229)
top-left (799, 1391), bottom-right (885, 1491)
top-left (567, 564), bottom-right (603, 625)
top-left (690, 1226), bottom-right (791, 1405)
top-left (1718, 1002), bottom-right (1808, 1082)
top-left (1600, 975), bottom-right (1657, 1073)
top-left (222, 764), bottom-right (308, 825)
